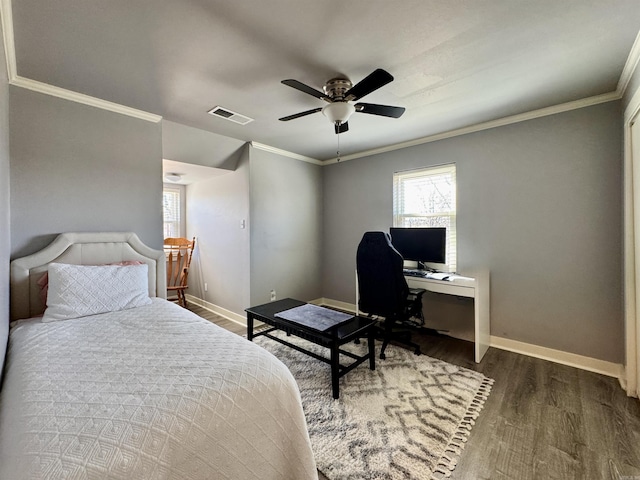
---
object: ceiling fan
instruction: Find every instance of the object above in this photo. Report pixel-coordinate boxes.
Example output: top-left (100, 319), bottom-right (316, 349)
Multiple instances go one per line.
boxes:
top-left (279, 68), bottom-right (405, 134)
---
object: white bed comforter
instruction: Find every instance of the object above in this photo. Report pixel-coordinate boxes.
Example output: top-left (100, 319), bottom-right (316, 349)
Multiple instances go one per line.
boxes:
top-left (0, 299), bottom-right (318, 480)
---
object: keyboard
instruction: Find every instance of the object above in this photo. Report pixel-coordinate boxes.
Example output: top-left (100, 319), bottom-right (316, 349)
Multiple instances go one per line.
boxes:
top-left (403, 269), bottom-right (452, 281)
top-left (403, 269), bottom-right (428, 277)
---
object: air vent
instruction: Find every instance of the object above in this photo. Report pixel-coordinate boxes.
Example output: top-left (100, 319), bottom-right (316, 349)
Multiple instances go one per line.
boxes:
top-left (207, 106), bottom-right (254, 125)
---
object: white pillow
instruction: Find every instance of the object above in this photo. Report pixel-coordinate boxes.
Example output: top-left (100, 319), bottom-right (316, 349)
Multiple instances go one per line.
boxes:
top-left (42, 263), bottom-right (152, 322)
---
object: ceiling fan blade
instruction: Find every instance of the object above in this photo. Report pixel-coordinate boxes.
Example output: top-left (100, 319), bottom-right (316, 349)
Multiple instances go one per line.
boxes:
top-left (279, 108), bottom-right (323, 121)
top-left (345, 69), bottom-right (394, 101)
top-left (355, 103), bottom-right (405, 118)
top-left (334, 122), bottom-right (349, 134)
top-left (281, 79), bottom-right (329, 101)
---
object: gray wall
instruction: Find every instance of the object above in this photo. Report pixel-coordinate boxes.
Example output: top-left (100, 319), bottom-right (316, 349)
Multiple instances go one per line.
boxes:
top-left (10, 88), bottom-right (163, 258)
top-left (162, 120), bottom-right (245, 170)
top-left (183, 145), bottom-right (323, 316)
top-left (249, 146), bottom-right (323, 306)
top-left (0, 20), bottom-right (11, 380)
top-left (323, 102), bottom-right (623, 363)
top-left (186, 146), bottom-right (251, 314)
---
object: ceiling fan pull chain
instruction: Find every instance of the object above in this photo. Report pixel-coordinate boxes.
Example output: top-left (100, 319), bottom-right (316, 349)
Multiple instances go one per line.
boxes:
top-left (337, 128), bottom-right (341, 162)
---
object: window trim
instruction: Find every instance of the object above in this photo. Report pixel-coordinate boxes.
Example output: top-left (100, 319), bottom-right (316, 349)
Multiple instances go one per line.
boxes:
top-left (163, 184), bottom-right (186, 239)
top-left (392, 163), bottom-right (457, 272)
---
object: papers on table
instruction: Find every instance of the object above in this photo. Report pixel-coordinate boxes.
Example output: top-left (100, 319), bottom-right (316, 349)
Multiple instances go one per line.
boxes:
top-left (425, 272), bottom-right (452, 281)
top-left (275, 304), bottom-right (354, 331)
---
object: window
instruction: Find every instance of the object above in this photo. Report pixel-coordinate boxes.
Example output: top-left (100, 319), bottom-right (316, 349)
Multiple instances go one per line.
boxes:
top-left (163, 186), bottom-right (182, 238)
top-left (393, 164), bottom-right (457, 272)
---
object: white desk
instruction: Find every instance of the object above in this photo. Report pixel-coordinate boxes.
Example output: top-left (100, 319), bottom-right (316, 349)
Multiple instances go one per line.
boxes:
top-left (356, 270), bottom-right (490, 363)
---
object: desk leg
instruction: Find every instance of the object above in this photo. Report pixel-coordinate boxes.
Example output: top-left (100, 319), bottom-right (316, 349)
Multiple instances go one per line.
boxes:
top-left (247, 314), bottom-right (254, 341)
top-left (331, 341), bottom-right (340, 399)
top-left (474, 270), bottom-right (490, 363)
top-left (368, 327), bottom-right (376, 371)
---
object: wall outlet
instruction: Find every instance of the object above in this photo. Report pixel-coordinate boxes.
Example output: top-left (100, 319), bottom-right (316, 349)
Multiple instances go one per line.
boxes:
top-left (270, 290), bottom-right (276, 301)
top-left (204, 283), bottom-right (208, 292)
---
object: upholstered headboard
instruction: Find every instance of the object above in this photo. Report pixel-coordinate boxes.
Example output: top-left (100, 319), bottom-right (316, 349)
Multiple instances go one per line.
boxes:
top-left (10, 232), bottom-right (166, 321)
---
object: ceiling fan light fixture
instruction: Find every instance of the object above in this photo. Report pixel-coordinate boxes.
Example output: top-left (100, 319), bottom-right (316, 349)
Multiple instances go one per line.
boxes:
top-left (322, 102), bottom-right (355, 125)
top-left (280, 69), bottom-right (403, 133)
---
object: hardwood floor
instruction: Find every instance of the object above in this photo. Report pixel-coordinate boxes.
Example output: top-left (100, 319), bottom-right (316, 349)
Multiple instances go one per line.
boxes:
top-left (188, 303), bottom-right (640, 480)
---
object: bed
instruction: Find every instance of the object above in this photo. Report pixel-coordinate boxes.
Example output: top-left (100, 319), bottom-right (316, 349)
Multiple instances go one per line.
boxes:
top-left (0, 232), bottom-right (318, 480)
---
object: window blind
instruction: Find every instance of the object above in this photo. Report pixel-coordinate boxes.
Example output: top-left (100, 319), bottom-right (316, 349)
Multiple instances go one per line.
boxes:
top-left (393, 164), bottom-right (457, 272)
top-left (163, 187), bottom-right (181, 238)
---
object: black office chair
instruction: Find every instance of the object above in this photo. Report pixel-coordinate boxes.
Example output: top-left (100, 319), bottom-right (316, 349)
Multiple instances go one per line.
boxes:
top-left (356, 231), bottom-right (426, 359)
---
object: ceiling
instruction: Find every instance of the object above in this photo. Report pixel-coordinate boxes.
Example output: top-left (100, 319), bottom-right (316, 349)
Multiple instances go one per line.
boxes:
top-left (8, 0), bottom-right (640, 161)
top-left (162, 159), bottom-right (230, 185)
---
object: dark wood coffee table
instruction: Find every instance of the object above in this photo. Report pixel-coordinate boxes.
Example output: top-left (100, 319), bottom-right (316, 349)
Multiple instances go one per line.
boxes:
top-left (246, 298), bottom-right (376, 399)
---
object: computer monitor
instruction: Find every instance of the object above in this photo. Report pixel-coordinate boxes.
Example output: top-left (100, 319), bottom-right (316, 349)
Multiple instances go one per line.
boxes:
top-left (389, 227), bottom-right (447, 270)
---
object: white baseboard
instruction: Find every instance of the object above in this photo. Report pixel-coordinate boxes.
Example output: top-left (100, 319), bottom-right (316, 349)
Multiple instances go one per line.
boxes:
top-left (186, 296), bottom-right (334, 330)
top-left (489, 336), bottom-right (622, 379)
top-left (315, 297), bottom-right (357, 313)
top-left (185, 294), bottom-right (247, 326)
top-left (319, 297), bottom-right (623, 379)
top-left (186, 294), bottom-right (623, 380)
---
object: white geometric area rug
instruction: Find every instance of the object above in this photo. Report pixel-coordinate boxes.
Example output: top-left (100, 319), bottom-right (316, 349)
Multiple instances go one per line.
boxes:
top-left (254, 331), bottom-right (494, 480)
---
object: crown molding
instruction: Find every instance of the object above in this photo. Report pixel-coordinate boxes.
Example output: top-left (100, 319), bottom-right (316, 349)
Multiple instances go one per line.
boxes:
top-left (618, 30), bottom-right (640, 96)
top-left (1, 0), bottom-right (160, 123)
top-left (250, 142), bottom-right (322, 165)
top-left (1, 0), bottom-right (635, 159)
top-left (324, 91), bottom-right (621, 165)
top-left (0, 0), bottom-right (16, 81)
top-left (10, 76), bottom-right (162, 123)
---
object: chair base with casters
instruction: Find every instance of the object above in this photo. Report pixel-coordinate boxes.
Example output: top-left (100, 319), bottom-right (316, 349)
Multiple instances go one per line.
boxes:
top-left (356, 231), bottom-right (428, 360)
top-left (405, 288), bottom-right (426, 326)
top-left (377, 287), bottom-right (426, 359)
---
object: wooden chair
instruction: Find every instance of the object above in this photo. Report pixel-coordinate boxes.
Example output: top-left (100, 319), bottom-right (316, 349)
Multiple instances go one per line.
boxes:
top-left (164, 237), bottom-right (196, 308)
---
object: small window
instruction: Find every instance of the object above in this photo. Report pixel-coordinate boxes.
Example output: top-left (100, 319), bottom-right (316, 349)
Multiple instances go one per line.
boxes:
top-left (163, 186), bottom-right (182, 238)
top-left (393, 164), bottom-right (457, 272)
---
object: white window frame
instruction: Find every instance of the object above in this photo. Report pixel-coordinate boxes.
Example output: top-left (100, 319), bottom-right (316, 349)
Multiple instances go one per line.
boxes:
top-left (393, 164), bottom-right (457, 272)
top-left (163, 185), bottom-right (185, 239)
